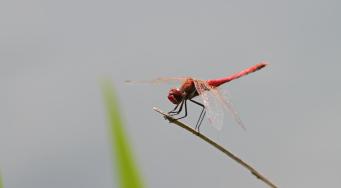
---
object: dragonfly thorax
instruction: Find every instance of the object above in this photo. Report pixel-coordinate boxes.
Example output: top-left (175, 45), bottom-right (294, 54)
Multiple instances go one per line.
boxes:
top-left (168, 88), bottom-right (184, 104)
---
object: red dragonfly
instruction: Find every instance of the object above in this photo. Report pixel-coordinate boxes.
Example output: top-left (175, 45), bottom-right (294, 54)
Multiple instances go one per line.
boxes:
top-left (128, 62), bottom-right (267, 132)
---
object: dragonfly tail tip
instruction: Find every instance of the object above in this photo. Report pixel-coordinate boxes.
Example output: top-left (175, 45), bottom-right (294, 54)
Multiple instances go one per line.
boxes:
top-left (260, 61), bottom-right (269, 66)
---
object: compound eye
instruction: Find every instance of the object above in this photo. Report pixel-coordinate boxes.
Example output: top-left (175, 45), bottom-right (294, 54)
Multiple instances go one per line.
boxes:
top-left (168, 88), bottom-right (182, 104)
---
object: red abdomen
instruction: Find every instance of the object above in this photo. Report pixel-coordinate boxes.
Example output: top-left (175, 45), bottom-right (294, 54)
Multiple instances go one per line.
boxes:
top-left (207, 62), bottom-right (267, 87)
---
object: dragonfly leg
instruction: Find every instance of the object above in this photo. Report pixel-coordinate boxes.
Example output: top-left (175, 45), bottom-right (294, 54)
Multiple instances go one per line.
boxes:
top-left (168, 103), bottom-right (180, 114)
top-left (197, 110), bottom-right (206, 132)
top-left (174, 100), bottom-right (187, 120)
top-left (189, 99), bottom-right (206, 132)
top-left (168, 100), bottom-right (184, 116)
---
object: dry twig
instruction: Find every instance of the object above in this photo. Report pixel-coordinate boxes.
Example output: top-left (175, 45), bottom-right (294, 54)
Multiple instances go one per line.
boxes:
top-left (153, 107), bottom-right (277, 188)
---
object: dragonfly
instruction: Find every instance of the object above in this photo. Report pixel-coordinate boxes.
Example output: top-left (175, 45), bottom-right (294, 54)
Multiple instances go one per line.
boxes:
top-left (127, 62), bottom-right (267, 132)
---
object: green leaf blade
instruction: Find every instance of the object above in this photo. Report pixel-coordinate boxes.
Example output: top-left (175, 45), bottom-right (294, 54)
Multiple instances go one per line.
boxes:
top-left (0, 171), bottom-right (3, 188)
top-left (101, 80), bottom-right (144, 188)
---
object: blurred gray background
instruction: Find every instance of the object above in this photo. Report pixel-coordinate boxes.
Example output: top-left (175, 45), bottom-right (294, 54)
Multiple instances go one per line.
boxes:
top-left (1, 0), bottom-right (341, 187)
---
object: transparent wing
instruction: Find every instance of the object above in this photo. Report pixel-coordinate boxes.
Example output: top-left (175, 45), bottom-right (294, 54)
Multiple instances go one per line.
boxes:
top-left (211, 87), bottom-right (246, 130)
top-left (193, 80), bottom-right (224, 130)
top-left (125, 77), bottom-right (188, 85)
top-left (193, 79), bottom-right (246, 130)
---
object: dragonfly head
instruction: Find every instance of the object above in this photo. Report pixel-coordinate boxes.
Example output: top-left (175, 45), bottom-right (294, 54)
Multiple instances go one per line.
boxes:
top-left (168, 88), bottom-right (183, 104)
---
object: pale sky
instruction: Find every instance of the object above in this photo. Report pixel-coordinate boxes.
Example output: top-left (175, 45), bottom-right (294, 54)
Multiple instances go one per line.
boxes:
top-left (1, 0), bottom-right (341, 187)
